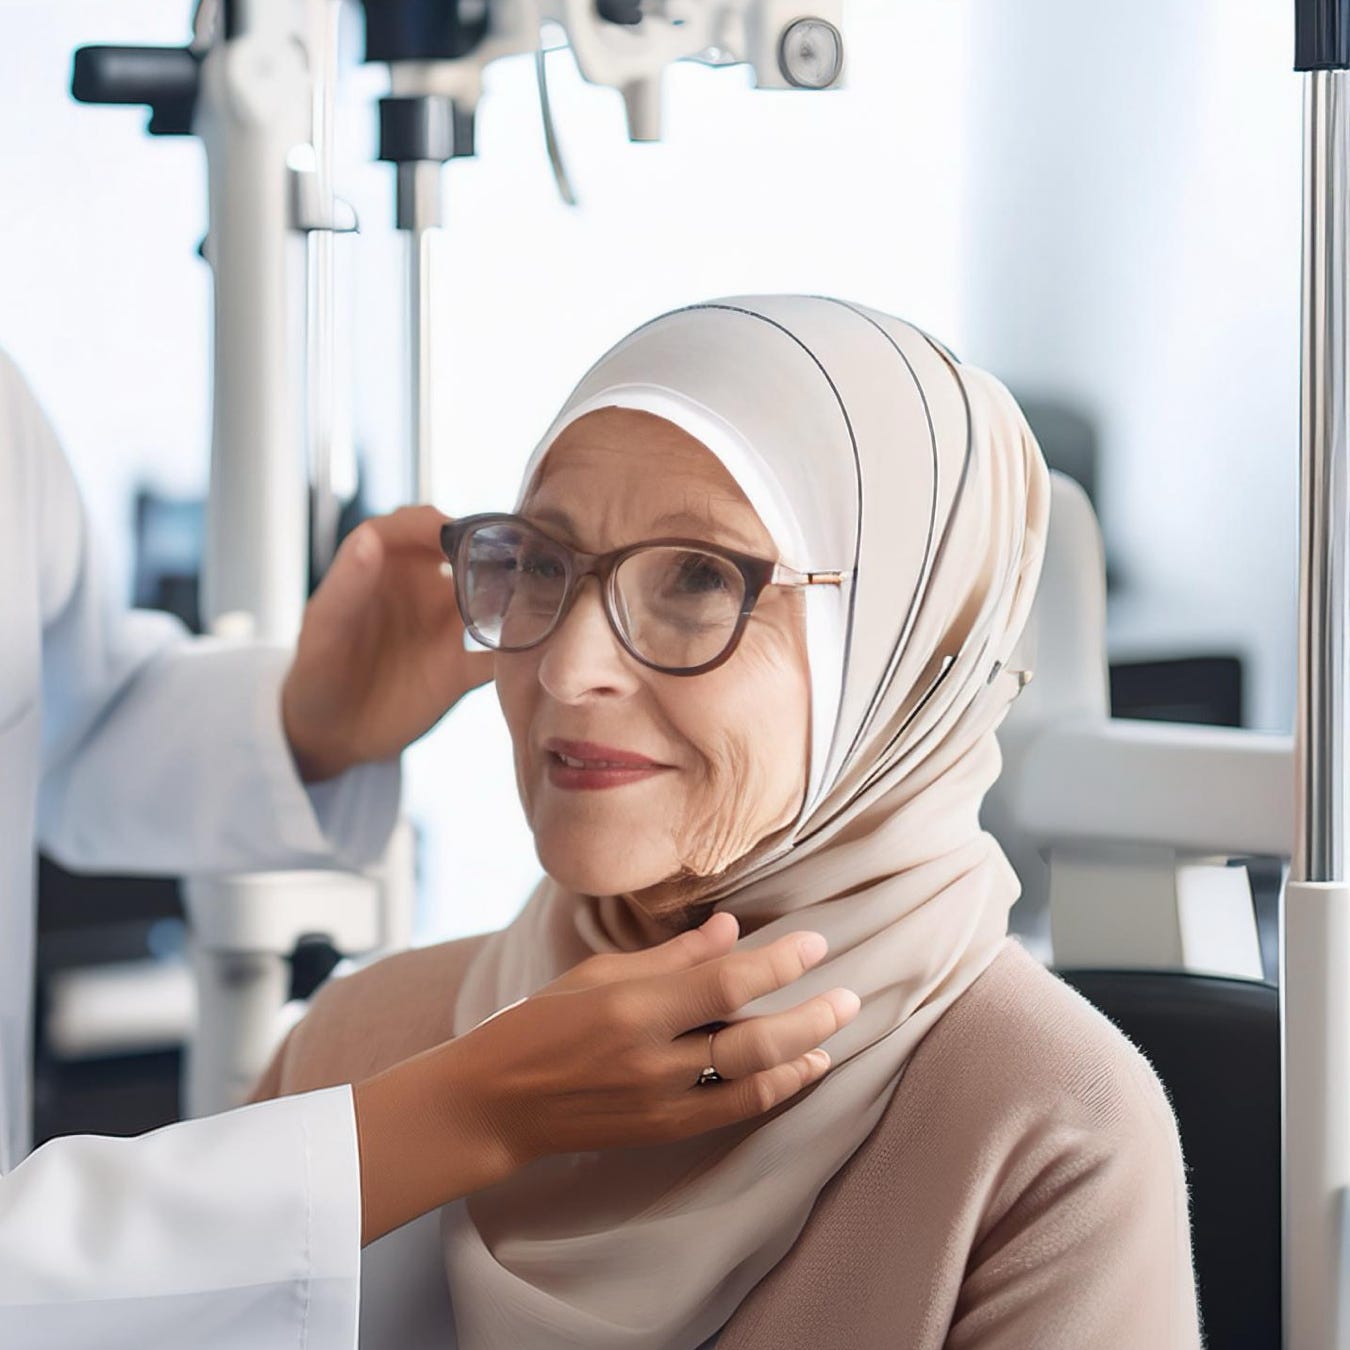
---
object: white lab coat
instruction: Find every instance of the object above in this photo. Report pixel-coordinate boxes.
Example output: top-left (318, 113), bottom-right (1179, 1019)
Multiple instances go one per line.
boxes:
top-left (0, 351), bottom-right (400, 1347)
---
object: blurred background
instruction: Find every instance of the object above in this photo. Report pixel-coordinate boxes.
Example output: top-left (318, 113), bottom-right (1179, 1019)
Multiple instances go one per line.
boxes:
top-left (3, 0), bottom-right (1300, 1138)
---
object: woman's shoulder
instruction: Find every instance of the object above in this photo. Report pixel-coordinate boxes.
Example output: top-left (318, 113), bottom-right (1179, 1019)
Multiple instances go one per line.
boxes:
top-left (906, 938), bottom-right (1179, 1144)
top-left (883, 942), bottom-right (1198, 1347)
top-left (870, 937), bottom-right (1189, 1248)
top-left (724, 942), bottom-right (1198, 1348)
top-left (866, 942), bottom-right (1189, 1307)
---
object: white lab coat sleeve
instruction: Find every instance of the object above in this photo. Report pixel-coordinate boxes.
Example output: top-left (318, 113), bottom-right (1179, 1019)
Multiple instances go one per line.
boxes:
top-left (22, 360), bottom-right (399, 876)
top-left (0, 1086), bottom-right (361, 1349)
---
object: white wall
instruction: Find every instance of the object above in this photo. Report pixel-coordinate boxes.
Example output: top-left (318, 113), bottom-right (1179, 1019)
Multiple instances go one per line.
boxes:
top-left (963, 0), bottom-right (1303, 733)
top-left (4, 0), bottom-right (971, 939)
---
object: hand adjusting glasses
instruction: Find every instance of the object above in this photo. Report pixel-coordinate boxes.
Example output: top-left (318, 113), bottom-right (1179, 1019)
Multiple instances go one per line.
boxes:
top-left (441, 513), bottom-right (847, 676)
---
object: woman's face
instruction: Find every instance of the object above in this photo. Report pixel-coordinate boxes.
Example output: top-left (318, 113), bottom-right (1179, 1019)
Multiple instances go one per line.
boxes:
top-left (495, 408), bottom-right (811, 927)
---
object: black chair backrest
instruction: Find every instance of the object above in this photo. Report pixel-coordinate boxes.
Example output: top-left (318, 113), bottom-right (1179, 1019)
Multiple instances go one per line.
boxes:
top-left (1057, 969), bottom-right (1280, 1350)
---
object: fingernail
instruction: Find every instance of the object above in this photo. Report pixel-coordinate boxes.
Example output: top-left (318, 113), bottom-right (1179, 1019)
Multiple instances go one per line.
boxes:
top-left (797, 932), bottom-right (828, 965)
top-left (807, 1048), bottom-right (831, 1073)
top-left (828, 988), bottom-right (862, 1020)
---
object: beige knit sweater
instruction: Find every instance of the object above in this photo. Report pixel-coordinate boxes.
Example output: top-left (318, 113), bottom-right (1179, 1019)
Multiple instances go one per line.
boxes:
top-left (258, 939), bottom-right (1201, 1349)
top-left (718, 940), bottom-right (1200, 1348)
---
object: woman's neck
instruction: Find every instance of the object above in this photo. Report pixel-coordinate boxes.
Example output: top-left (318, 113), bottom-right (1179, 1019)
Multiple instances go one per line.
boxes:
top-left (618, 831), bottom-right (793, 946)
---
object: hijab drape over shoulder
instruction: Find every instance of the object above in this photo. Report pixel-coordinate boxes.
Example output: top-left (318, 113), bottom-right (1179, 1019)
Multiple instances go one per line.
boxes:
top-left (441, 297), bottom-right (1051, 1350)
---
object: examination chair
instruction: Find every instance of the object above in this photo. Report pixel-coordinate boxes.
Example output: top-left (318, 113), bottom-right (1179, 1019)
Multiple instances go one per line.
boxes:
top-left (984, 474), bottom-right (1283, 1349)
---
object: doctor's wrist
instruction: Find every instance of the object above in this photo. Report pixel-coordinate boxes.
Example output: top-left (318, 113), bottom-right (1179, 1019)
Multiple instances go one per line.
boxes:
top-left (280, 679), bottom-right (354, 784)
top-left (352, 1038), bottom-right (515, 1246)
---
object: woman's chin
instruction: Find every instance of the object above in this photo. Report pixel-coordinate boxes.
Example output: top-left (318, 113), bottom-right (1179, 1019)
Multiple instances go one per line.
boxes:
top-left (535, 833), bottom-right (672, 898)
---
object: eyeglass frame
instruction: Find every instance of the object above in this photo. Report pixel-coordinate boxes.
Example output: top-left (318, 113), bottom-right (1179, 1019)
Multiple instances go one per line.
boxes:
top-left (440, 512), bottom-right (848, 676)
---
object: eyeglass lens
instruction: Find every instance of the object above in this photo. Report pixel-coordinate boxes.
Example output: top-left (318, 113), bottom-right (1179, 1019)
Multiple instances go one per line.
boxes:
top-left (456, 520), bottom-right (747, 670)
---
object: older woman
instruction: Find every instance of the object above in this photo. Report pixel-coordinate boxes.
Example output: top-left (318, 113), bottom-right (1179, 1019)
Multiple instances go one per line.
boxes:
top-left (257, 296), bottom-right (1200, 1349)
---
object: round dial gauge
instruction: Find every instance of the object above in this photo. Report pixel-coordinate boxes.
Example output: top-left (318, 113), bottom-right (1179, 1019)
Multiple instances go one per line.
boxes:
top-left (779, 18), bottom-right (844, 90)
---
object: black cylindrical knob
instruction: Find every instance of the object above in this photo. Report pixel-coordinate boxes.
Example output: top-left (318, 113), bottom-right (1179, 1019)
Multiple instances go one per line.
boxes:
top-left (71, 46), bottom-right (200, 136)
top-left (1296, 0), bottom-right (1350, 70)
top-left (360, 0), bottom-right (490, 63)
top-left (597, 0), bottom-right (643, 24)
top-left (379, 95), bottom-right (460, 163)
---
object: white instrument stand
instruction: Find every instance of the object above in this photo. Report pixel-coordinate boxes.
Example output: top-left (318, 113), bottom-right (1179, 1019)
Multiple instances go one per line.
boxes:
top-left (985, 475), bottom-right (1282, 979)
top-left (184, 0), bottom-right (387, 1118)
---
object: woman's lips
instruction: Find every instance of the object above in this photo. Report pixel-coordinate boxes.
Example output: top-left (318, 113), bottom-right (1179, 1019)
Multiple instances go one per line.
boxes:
top-left (543, 739), bottom-right (672, 792)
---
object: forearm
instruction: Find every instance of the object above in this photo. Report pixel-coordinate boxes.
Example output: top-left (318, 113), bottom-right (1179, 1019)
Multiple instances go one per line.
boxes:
top-left (352, 1037), bottom-right (514, 1246)
top-left (40, 638), bottom-right (398, 875)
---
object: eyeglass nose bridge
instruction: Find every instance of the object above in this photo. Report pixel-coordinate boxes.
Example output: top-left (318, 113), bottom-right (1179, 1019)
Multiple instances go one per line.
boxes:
top-left (542, 551), bottom-right (629, 654)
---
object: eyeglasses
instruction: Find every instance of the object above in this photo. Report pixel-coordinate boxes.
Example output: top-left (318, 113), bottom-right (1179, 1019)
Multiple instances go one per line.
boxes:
top-left (440, 513), bottom-right (847, 676)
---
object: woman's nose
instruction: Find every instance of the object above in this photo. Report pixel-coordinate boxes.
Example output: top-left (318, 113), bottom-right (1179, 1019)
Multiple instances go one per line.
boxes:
top-left (537, 577), bottom-right (641, 702)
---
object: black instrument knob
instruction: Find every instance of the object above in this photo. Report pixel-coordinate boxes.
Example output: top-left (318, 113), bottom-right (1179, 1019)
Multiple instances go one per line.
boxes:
top-left (597, 0), bottom-right (643, 24)
top-left (360, 0), bottom-right (491, 63)
top-left (71, 45), bottom-right (200, 137)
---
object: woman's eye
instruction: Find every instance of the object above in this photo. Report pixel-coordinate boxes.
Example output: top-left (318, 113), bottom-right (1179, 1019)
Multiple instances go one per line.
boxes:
top-left (473, 552), bottom-right (518, 576)
top-left (673, 554), bottom-right (730, 593)
top-left (520, 551), bottom-right (565, 580)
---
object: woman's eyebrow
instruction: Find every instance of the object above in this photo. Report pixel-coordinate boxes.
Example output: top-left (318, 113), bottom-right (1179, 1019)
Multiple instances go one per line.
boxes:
top-left (650, 508), bottom-right (716, 532)
top-left (526, 505), bottom-right (575, 532)
top-left (650, 509), bottom-right (763, 553)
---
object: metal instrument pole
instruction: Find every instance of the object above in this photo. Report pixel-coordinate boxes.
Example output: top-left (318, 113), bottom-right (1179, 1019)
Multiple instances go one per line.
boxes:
top-left (1288, 4), bottom-right (1350, 1342)
top-left (399, 158), bottom-right (443, 504)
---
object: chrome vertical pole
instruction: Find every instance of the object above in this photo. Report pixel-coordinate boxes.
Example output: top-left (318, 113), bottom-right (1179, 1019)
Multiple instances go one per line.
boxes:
top-left (307, 0), bottom-right (344, 577)
top-left (1297, 71), bottom-right (1350, 886)
top-left (399, 158), bottom-right (443, 504)
top-left (1287, 5), bottom-right (1350, 1341)
top-left (379, 93), bottom-right (460, 505)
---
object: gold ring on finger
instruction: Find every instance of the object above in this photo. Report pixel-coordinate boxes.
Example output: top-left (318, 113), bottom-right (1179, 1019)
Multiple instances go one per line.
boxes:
top-left (696, 1027), bottom-right (723, 1087)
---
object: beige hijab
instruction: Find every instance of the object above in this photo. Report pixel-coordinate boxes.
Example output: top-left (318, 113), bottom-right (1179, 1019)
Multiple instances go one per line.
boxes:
top-left (441, 296), bottom-right (1050, 1349)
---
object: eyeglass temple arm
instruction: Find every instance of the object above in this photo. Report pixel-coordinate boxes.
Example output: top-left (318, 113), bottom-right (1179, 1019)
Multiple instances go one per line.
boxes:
top-left (771, 565), bottom-right (850, 587)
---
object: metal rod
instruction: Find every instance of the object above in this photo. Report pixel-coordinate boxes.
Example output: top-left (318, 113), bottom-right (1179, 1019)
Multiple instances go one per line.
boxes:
top-left (1295, 69), bottom-right (1350, 886)
top-left (308, 0), bottom-right (342, 577)
top-left (1286, 65), bottom-right (1350, 1350)
top-left (536, 47), bottom-right (579, 205)
top-left (398, 159), bottom-right (443, 504)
